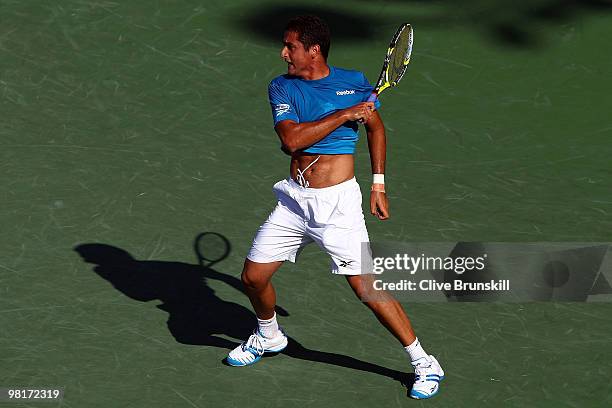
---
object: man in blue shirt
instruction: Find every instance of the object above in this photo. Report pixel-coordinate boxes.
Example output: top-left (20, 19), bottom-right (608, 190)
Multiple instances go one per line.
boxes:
top-left (227, 15), bottom-right (444, 400)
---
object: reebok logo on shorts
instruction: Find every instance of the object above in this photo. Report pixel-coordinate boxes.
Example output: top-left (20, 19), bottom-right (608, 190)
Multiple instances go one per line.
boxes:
top-left (338, 260), bottom-right (355, 268)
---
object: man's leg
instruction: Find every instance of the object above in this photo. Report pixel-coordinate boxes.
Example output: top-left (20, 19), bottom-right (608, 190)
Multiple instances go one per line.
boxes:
top-left (345, 274), bottom-right (445, 399)
top-left (227, 179), bottom-right (309, 366)
top-left (344, 274), bottom-right (415, 346)
top-left (226, 259), bottom-right (289, 367)
top-left (241, 258), bottom-right (283, 319)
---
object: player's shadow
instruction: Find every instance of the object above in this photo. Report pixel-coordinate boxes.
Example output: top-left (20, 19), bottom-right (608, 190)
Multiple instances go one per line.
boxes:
top-left (74, 233), bottom-right (413, 389)
top-left (74, 238), bottom-right (253, 349)
top-left (281, 338), bottom-right (413, 387)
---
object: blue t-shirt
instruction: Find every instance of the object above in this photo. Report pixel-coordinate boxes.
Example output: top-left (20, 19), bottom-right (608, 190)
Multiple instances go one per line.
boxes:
top-left (268, 66), bottom-right (381, 154)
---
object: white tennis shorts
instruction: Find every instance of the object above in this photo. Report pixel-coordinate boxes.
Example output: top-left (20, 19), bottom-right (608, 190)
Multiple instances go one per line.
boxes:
top-left (247, 177), bottom-right (373, 275)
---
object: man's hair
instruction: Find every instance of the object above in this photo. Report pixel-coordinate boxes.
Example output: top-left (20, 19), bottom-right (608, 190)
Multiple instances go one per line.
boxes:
top-left (285, 15), bottom-right (331, 60)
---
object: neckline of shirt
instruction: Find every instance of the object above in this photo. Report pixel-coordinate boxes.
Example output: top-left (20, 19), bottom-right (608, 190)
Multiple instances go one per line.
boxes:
top-left (297, 65), bottom-right (335, 83)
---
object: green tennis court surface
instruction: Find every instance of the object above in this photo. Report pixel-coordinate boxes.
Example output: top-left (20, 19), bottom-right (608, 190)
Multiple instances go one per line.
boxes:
top-left (1, 1), bottom-right (611, 406)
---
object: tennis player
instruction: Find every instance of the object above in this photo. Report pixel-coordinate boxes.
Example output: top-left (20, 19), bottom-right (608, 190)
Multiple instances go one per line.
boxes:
top-left (227, 15), bottom-right (444, 399)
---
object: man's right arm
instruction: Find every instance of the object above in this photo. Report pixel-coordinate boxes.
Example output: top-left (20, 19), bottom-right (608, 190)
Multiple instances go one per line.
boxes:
top-left (275, 102), bottom-right (375, 154)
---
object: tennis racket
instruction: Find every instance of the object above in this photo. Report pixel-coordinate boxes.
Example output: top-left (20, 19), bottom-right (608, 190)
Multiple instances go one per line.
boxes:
top-left (367, 23), bottom-right (413, 102)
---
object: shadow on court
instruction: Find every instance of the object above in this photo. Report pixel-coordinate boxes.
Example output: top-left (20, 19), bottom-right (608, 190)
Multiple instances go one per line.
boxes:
top-left (239, 0), bottom-right (612, 48)
top-left (237, 5), bottom-right (380, 43)
top-left (74, 239), bottom-right (253, 349)
top-left (74, 233), bottom-right (414, 389)
top-left (378, 0), bottom-right (612, 47)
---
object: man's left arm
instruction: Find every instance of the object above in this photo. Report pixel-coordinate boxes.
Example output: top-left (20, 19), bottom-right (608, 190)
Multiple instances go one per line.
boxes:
top-left (365, 111), bottom-right (389, 220)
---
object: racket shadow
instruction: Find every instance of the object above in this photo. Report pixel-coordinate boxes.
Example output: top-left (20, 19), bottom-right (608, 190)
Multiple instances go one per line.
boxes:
top-left (74, 235), bottom-right (413, 389)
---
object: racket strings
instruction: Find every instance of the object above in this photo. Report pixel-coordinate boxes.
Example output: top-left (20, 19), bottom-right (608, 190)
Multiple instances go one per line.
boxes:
top-left (388, 29), bottom-right (412, 85)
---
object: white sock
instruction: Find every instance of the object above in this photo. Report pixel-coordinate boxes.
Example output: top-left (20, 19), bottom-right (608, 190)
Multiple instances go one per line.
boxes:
top-left (404, 337), bottom-right (429, 362)
top-left (257, 312), bottom-right (279, 338)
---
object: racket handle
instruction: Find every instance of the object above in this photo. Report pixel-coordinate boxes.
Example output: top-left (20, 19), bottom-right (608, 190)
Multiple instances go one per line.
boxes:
top-left (358, 92), bottom-right (378, 123)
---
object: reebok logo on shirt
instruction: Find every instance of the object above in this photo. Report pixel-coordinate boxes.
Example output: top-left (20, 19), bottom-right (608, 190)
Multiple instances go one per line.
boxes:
top-left (336, 90), bottom-right (355, 96)
top-left (274, 103), bottom-right (290, 116)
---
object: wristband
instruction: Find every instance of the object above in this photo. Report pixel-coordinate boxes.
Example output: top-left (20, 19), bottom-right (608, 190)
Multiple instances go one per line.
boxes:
top-left (372, 174), bottom-right (385, 184)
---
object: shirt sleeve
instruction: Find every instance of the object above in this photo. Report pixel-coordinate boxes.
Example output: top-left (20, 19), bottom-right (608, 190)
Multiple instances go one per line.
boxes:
top-left (360, 72), bottom-right (382, 110)
top-left (268, 80), bottom-right (300, 126)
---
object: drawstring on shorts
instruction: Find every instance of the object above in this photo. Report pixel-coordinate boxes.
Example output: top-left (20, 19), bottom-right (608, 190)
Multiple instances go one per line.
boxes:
top-left (296, 156), bottom-right (321, 188)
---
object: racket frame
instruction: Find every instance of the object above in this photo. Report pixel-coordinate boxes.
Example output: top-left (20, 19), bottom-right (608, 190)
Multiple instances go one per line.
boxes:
top-left (370, 23), bottom-right (413, 101)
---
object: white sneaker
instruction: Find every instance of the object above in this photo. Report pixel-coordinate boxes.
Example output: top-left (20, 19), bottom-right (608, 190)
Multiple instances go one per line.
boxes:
top-left (410, 355), bottom-right (445, 399)
top-left (226, 328), bottom-right (288, 367)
